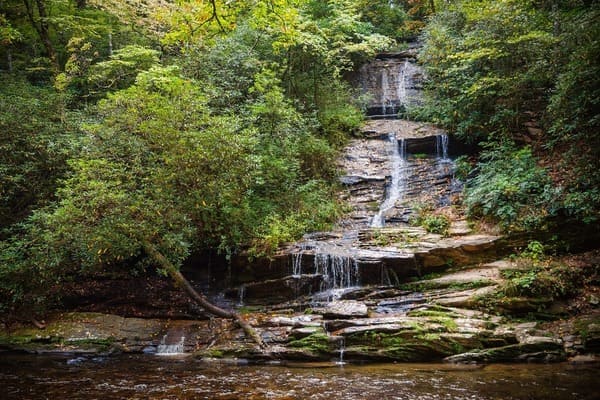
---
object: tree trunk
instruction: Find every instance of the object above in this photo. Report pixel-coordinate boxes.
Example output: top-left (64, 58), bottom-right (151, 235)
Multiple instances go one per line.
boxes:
top-left (143, 243), bottom-right (266, 349)
top-left (23, 0), bottom-right (60, 74)
top-left (7, 50), bottom-right (13, 73)
top-left (108, 32), bottom-right (113, 56)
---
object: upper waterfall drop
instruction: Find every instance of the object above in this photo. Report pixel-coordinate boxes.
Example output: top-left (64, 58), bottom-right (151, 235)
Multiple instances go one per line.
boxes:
top-left (436, 133), bottom-right (449, 160)
top-left (360, 53), bottom-right (423, 118)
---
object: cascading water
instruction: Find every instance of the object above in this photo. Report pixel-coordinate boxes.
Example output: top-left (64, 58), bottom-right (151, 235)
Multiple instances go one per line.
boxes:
top-left (362, 56), bottom-right (422, 118)
top-left (381, 72), bottom-right (389, 116)
top-left (371, 134), bottom-right (407, 228)
top-left (314, 253), bottom-right (360, 290)
top-left (436, 133), bottom-right (449, 160)
top-left (291, 249), bottom-right (359, 291)
top-left (156, 335), bottom-right (185, 355)
top-left (336, 337), bottom-right (346, 365)
top-left (238, 284), bottom-right (246, 306)
top-left (396, 60), bottom-right (409, 113)
top-left (434, 133), bottom-right (463, 206)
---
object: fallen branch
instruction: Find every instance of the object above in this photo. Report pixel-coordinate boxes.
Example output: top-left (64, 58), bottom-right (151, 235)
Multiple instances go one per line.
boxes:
top-left (144, 242), bottom-right (266, 348)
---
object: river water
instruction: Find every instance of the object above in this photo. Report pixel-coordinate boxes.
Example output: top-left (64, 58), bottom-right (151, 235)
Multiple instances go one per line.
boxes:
top-left (1, 353), bottom-right (597, 399)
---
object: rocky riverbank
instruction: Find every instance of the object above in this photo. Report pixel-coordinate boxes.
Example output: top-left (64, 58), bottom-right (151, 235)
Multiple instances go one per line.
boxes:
top-left (1, 250), bottom-right (598, 364)
top-left (2, 119), bottom-right (598, 365)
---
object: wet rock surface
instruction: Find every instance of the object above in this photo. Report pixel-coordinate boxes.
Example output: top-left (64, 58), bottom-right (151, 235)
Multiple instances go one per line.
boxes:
top-left (2, 266), bottom-right (597, 364)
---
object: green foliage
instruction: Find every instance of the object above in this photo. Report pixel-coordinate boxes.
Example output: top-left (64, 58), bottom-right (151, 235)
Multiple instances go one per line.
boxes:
top-left (356, 0), bottom-right (409, 40)
top-left (521, 240), bottom-right (545, 262)
top-left (418, 1), bottom-right (556, 141)
top-left (0, 78), bottom-right (80, 231)
top-left (453, 155), bottom-right (473, 181)
top-left (419, 1), bottom-right (600, 228)
top-left (84, 45), bottom-right (160, 97)
top-left (420, 214), bottom-right (451, 236)
top-left (464, 145), bottom-right (559, 232)
top-left (545, 8), bottom-right (600, 224)
top-left (500, 263), bottom-right (582, 301)
top-left (410, 204), bottom-right (451, 236)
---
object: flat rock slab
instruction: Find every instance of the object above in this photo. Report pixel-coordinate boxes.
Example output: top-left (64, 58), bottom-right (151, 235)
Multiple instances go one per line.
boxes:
top-left (445, 340), bottom-right (566, 364)
top-left (267, 315), bottom-right (323, 328)
top-left (363, 120), bottom-right (445, 139)
top-left (325, 316), bottom-right (417, 332)
top-left (415, 266), bottom-right (504, 286)
top-left (335, 323), bottom-right (416, 337)
top-left (313, 300), bottom-right (369, 319)
top-left (0, 312), bottom-right (217, 353)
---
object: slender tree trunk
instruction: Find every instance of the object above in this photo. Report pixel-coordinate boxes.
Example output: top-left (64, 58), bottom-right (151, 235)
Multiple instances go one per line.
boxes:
top-left (108, 32), bottom-right (113, 56)
top-left (552, 2), bottom-right (560, 37)
top-left (23, 0), bottom-right (60, 74)
top-left (143, 243), bottom-right (266, 348)
top-left (7, 50), bottom-right (13, 73)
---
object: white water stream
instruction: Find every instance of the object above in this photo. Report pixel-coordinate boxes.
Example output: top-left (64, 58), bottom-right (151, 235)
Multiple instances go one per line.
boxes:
top-left (371, 134), bottom-right (407, 228)
top-left (156, 335), bottom-right (185, 355)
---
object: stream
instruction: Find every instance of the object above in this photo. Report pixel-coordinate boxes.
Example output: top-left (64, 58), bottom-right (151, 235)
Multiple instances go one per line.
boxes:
top-left (1, 353), bottom-right (598, 400)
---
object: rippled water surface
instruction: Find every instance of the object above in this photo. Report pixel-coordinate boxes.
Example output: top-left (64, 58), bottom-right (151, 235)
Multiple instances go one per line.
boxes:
top-left (0, 353), bottom-right (598, 399)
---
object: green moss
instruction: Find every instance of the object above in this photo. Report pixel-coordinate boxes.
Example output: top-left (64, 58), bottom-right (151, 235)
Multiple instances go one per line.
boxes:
top-left (63, 338), bottom-right (115, 350)
top-left (0, 333), bottom-right (116, 352)
top-left (367, 201), bottom-right (381, 212)
top-left (407, 309), bottom-right (461, 319)
top-left (574, 316), bottom-right (600, 340)
top-left (198, 349), bottom-right (225, 358)
top-left (432, 317), bottom-right (458, 332)
top-left (287, 332), bottom-right (330, 354)
top-left (336, 328), bottom-right (482, 361)
top-left (416, 333), bottom-right (441, 341)
top-left (400, 279), bottom-right (494, 292)
top-left (364, 229), bottom-right (420, 247)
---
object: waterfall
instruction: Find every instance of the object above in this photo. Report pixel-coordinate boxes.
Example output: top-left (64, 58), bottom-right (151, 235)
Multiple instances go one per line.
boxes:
top-left (314, 253), bottom-right (360, 290)
top-left (381, 71), bottom-right (389, 116)
top-left (156, 335), bottom-right (185, 355)
top-left (396, 60), bottom-right (408, 111)
top-left (292, 252), bottom-right (303, 277)
top-left (291, 244), bottom-right (360, 294)
top-left (238, 284), bottom-right (246, 306)
top-left (436, 134), bottom-right (449, 160)
top-left (371, 134), bottom-right (407, 228)
top-left (336, 337), bottom-right (346, 365)
top-left (361, 54), bottom-right (423, 118)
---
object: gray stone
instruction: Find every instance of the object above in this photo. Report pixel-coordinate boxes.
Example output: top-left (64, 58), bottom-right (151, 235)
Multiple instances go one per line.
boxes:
top-left (313, 300), bottom-right (369, 319)
top-left (289, 326), bottom-right (323, 340)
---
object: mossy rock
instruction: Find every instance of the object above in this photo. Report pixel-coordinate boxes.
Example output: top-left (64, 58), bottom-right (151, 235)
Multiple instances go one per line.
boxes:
top-left (445, 340), bottom-right (565, 363)
top-left (574, 316), bottom-right (600, 352)
top-left (287, 331), bottom-right (332, 355)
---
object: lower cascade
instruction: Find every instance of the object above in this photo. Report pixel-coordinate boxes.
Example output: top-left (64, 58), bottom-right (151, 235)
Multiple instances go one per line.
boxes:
top-left (292, 246), bottom-right (360, 293)
top-left (156, 335), bottom-right (185, 355)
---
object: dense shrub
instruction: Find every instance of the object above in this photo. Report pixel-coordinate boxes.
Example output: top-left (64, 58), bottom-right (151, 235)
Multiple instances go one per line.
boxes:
top-left (464, 145), bottom-right (559, 232)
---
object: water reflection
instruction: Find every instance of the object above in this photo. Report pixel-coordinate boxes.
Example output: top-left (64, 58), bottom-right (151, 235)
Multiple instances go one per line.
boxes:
top-left (0, 353), bottom-right (597, 399)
